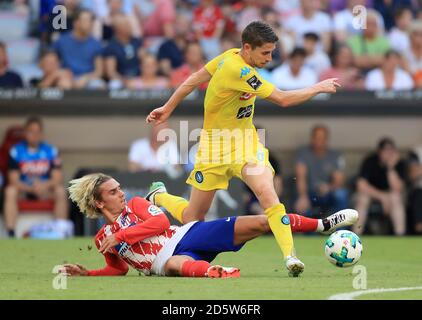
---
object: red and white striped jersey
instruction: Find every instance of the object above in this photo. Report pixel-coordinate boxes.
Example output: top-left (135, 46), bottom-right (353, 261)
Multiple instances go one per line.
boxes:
top-left (92, 197), bottom-right (177, 276)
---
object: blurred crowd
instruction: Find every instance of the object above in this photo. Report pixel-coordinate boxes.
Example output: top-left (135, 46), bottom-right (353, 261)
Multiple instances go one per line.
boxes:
top-left (1, 117), bottom-right (422, 237)
top-left (0, 0), bottom-right (422, 90)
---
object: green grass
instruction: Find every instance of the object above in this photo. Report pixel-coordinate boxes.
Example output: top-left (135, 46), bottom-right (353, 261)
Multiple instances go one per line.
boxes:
top-left (0, 235), bottom-right (421, 300)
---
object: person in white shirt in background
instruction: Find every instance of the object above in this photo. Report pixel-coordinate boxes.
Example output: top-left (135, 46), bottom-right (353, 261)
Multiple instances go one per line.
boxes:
top-left (283, 0), bottom-right (333, 53)
top-left (388, 7), bottom-right (413, 55)
top-left (128, 121), bottom-right (182, 178)
top-left (303, 32), bottom-right (332, 77)
top-left (333, 0), bottom-right (384, 43)
top-left (271, 47), bottom-right (318, 90)
top-left (365, 50), bottom-right (414, 91)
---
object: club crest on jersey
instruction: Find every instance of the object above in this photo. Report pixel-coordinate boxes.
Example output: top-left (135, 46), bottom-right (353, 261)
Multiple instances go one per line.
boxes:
top-left (148, 205), bottom-right (163, 216)
top-left (239, 92), bottom-right (255, 100)
top-left (246, 75), bottom-right (262, 90)
top-left (236, 105), bottom-right (253, 119)
top-left (195, 171), bottom-right (204, 183)
top-left (240, 66), bottom-right (251, 78)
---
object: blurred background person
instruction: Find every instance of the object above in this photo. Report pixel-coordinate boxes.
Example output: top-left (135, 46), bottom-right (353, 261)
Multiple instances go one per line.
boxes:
top-left (284, 0), bottom-right (333, 53)
top-left (403, 20), bottom-right (422, 77)
top-left (0, 42), bottom-right (23, 88)
top-left (52, 9), bottom-right (105, 89)
top-left (388, 7), bottom-right (413, 55)
top-left (93, 0), bottom-right (141, 41)
top-left (192, 0), bottom-right (225, 60)
top-left (3, 117), bottom-right (69, 238)
top-left (128, 121), bottom-right (181, 178)
top-left (294, 125), bottom-right (349, 217)
top-left (30, 51), bottom-right (73, 89)
top-left (319, 44), bottom-right (364, 89)
top-left (347, 9), bottom-right (391, 71)
top-left (408, 143), bottom-right (422, 234)
top-left (103, 13), bottom-right (143, 89)
top-left (353, 137), bottom-right (407, 236)
top-left (365, 50), bottom-right (414, 90)
top-left (271, 47), bottom-right (318, 90)
top-left (303, 32), bottom-right (332, 76)
top-left (170, 41), bottom-right (207, 90)
top-left (126, 53), bottom-right (169, 90)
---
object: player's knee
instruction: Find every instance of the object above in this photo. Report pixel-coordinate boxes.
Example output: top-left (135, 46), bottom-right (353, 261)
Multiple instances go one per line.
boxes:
top-left (5, 185), bottom-right (18, 199)
top-left (389, 192), bottom-right (403, 206)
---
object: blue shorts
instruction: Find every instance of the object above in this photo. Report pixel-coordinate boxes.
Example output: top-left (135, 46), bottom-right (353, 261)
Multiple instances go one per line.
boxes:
top-left (173, 216), bottom-right (244, 262)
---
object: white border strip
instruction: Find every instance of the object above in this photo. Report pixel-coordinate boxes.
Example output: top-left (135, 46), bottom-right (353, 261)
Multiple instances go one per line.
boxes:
top-left (328, 286), bottom-right (422, 300)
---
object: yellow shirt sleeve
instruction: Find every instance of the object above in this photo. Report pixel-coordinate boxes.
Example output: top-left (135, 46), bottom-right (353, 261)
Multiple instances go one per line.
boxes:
top-left (205, 52), bottom-right (226, 76)
top-left (224, 66), bottom-right (275, 99)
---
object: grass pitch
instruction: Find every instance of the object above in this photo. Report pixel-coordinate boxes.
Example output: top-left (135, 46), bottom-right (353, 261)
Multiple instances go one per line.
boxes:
top-left (0, 235), bottom-right (421, 300)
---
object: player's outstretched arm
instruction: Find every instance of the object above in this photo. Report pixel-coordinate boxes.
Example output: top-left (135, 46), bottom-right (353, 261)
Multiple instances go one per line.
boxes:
top-left (146, 67), bottom-right (212, 124)
top-left (266, 78), bottom-right (341, 108)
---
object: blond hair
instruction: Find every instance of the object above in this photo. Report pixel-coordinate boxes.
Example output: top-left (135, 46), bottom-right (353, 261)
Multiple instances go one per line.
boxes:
top-left (68, 173), bottom-right (112, 219)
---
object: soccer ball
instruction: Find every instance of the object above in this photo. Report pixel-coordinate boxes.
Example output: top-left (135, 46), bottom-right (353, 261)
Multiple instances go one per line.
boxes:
top-left (324, 230), bottom-right (363, 267)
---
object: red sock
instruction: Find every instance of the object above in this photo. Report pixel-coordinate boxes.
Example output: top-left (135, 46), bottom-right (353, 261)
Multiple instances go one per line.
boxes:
top-left (181, 260), bottom-right (211, 277)
top-left (288, 213), bottom-right (318, 232)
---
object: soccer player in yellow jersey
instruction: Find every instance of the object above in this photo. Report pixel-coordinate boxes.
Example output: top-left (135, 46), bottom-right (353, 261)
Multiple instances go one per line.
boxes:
top-left (145, 21), bottom-right (340, 277)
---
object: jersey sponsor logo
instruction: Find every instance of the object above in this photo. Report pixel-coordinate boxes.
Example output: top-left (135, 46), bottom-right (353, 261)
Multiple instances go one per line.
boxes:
top-left (19, 159), bottom-right (50, 176)
top-left (240, 66), bottom-right (251, 78)
top-left (239, 92), bottom-right (255, 101)
top-left (236, 105), bottom-right (253, 119)
top-left (195, 171), bottom-right (204, 183)
top-left (148, 205), bottom-right (163, 216)
top-left (115, 241), bottom-right (131, 256)
top-left (246, 75), bottom-right (263, 90)
top-left (281, 215), bottom-right (290, 225)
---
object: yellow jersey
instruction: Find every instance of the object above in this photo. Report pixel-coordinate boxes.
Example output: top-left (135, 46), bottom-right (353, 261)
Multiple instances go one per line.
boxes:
top-left (196, 48), bottom-right (275, 165)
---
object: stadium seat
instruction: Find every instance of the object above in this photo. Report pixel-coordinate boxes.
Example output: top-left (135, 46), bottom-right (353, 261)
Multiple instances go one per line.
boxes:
top-left (0, 11), bottom-right (29, 42)
top-left (18, 199), bottom-right (55, 212)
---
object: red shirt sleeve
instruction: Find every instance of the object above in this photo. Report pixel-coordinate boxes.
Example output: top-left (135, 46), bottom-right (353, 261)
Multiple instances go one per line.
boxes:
top-left (87, 238), bottom-right (129, 276)
top-left (114, 197), bottom-right (170, 245)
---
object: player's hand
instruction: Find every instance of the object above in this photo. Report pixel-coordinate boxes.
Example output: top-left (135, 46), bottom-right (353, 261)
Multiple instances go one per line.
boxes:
top-left (99, 234), bottom-right (119, 254)
top-left (146, 106), bottom-right (171, 124)
top-left (60, 263), bottom-right (89, 276)
top-left (313, 78), bottom-right (341, 94)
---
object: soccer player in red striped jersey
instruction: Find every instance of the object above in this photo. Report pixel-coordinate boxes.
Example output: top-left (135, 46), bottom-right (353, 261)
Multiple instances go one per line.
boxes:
top-left (61, 173), bottom-right (357, 278)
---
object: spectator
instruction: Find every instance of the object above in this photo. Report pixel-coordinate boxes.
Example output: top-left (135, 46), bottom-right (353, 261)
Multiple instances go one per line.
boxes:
top-left (319, 44), bottom-right (365, 89)
top-left (93, 0), bottom-right (141, 41)
top-left (388, 7), bottom-right (413, 54)
top-left (170, 42), bottom-right (207, 90)
top-left (347, 9), bottom-right (391, 71)
top-left (333, 0), bottom-right (380, 43)
top-left (347, 10), bottom-right (390, 71)
top-left (374, 0), bottom-right (418, 31)
top-left (261, 6), bottom-right (291, 67)
top-left (403, 20), bottom-right (422, 75)
top-left (365, 50), bottom-right (414, 90)
top-left (133, 0), bottom-right (176, 38)
top-left (294, 125), bottom-right (348, 217)
top-left (103, 14), bottom-right (143, 89)
top-left (30, 51), bottom-right (73, 89)
top-left (0, 42), bottom-right (23, 88)
top-left (284, 0), bottom-right (333, 53)
top-left (52, 9), bottom-right (105, 89)
top-left (353, 137), bottom-right (407, 236)
top-left (408, 143), bottom-right (422, 234)
top-left (128, 121), bottom-right (181, 177)
top-left (3, 117), bottom-right (69, 238)
top-left (192, 0), bottom-right (225, 60)
top-left (271, 47), bottom-right (318, 90)
top-left (303, 32), bottom-right (332, 76)
top-left (235, 0), bottom-right (261, 34)
top-left (157, 13), bottom-right (193, 76)
top-left (126, 53), bottom-right (169, 90)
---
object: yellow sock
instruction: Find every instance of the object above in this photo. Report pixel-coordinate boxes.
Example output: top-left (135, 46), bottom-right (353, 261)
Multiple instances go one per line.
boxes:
top-left (155, 193), bottom-right (188, 224)
top-left (265, 203), bottom-right (295, 259)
